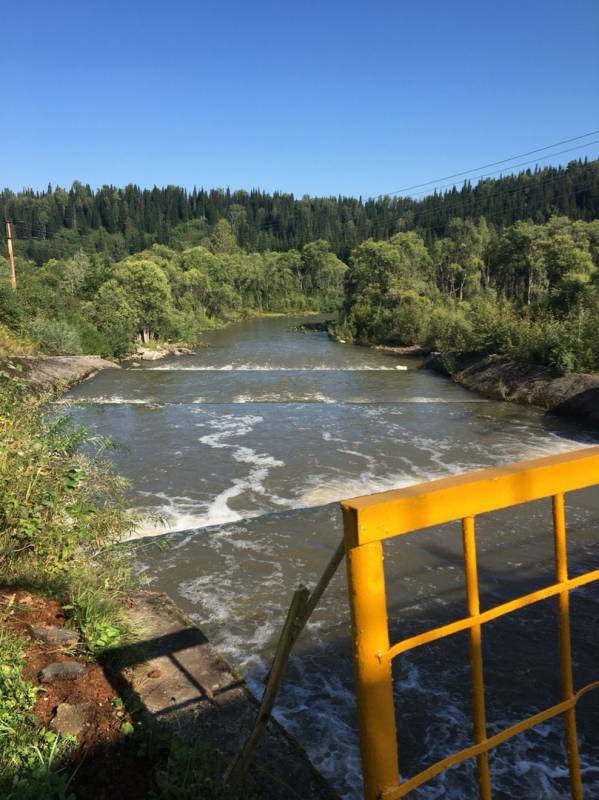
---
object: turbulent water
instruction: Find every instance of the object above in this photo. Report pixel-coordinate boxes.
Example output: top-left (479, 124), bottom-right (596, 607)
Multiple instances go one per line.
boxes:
top-left (65, 316), bottom-right (599, 799)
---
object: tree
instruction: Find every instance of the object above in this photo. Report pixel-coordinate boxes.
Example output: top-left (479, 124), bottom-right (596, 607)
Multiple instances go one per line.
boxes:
top-left (115, 259), bottom-right (173, 342)
top-left (90, 280), bottom-right (138, 356)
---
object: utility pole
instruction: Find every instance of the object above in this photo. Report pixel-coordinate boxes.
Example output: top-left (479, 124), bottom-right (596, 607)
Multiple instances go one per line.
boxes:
top-left (5, 221), bottom-right (16, 290)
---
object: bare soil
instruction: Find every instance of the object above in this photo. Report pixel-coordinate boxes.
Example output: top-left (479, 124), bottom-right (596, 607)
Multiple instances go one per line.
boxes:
top-left (1, 589), bottom-right (157, 800)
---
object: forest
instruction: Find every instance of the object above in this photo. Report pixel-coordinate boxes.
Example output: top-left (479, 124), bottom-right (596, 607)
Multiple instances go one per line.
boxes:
top-left (0, 220), bottom-right (346, 358)
top-left (335, 215), bottom-right (599, 373)
top-left (1, 159), bottom-right (599, 373)
top-left (1, 159), bottom-right (598, 263)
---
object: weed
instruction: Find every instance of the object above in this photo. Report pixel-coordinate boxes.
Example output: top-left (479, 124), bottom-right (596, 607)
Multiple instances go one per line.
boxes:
top-left (0, 627), bottom-right (74, 798)
top-left (150, 739), bottom-right (219, 800)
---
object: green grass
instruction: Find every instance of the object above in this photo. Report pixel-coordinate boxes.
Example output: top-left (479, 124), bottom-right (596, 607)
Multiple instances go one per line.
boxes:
top-left (150, 739), bottom-right (220, 800)
top-left (0, 626), bottom-right (75, 799)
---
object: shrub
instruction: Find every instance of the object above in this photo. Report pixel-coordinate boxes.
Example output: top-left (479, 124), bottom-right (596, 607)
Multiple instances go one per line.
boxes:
top-left (0, 378), bottom-right (138, 585)
top-left (25, 318), bottom-right (83, 356)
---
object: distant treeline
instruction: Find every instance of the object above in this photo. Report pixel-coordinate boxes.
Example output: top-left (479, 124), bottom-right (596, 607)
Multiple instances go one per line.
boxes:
top-left (2, 159), bottom-right (598, 263)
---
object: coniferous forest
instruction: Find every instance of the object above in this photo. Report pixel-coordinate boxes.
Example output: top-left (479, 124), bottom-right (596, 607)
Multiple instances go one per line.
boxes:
top-left (1, 158), bottom-right (599, 373)
top-left (2, 159), bottom-right (598, 263)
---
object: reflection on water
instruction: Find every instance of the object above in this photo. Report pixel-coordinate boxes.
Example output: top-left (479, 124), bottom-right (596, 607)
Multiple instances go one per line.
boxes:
top-left (65, 316), bottom-right (599, 799)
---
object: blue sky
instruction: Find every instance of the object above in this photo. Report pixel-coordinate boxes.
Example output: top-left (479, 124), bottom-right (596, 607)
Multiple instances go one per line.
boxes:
top-left (2, 0), bottom-right (598, 198)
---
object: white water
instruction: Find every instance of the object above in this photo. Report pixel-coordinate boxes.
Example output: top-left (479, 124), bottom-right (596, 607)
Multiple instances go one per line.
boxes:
top-left (65, 316), bottom-right (599, 799)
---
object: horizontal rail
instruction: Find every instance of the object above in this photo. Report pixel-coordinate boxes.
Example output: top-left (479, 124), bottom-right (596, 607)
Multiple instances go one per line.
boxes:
top-left (387, 568), bottom-right (599, 660)
top-left (341, 446), bottom-right (599, 546)
top-left (381, 679), bottom-right (599, 800)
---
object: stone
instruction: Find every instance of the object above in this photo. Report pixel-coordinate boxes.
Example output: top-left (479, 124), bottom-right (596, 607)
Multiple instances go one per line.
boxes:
top-left (50, 703), bottom-right (91, 737)
top-left (30, 624), bottom-right (79, 647)
top-left (39, 661), bottom-right (87, 683)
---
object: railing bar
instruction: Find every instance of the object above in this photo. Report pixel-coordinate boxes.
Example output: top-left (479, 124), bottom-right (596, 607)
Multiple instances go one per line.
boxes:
top-left (381, 679), bottom-right (599, 800)
top-left (346, 540), bottom-right (400, 800)
top-left (462, 516), bottom-right (493, 800)
top-left (553, 493), bottom-right (584, 800)
top-left (387, 568), bottom-right (599, 660)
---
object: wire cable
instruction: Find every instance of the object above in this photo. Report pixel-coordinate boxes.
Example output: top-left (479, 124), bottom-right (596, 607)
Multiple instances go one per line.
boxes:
top-left (376, 128), bottom-right (599, 198)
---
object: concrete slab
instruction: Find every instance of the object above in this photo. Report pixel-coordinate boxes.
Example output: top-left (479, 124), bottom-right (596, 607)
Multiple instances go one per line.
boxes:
top-left (116, 591), bottom-right (340, 800)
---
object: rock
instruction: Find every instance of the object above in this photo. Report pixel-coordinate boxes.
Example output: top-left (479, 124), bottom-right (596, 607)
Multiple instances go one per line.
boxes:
top-left (375, 344), bottom-right (430, 357)
top-left (147, 668), bottom-right (162, 678)
top-left (39, 661), bottom-right (87, 683)
top-left (139, 348), bottom-right (166, 361)
top-left (0, 355), bottom-right (119, 394)
top-left (50, 703), bottom-right (91, 737)
top-left (424, 351), bottom-right (599, 426)
top-left (422, 351), bottom-right (451, 376)
top-left (30, 624), bottom-right (79, 647)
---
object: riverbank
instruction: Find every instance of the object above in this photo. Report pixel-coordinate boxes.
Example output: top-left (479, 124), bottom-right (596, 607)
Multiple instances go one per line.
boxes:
top-left (0, 354), bottom-right (119, 393)
top-left (0, 586), bottom-right (338, 800)
top-left (425, 351), bottom-right (599, 426)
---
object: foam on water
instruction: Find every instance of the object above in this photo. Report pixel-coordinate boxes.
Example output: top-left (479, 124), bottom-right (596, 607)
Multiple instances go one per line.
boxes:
top-left (143, 363), bottom-right (409, 371)
top-left (55, 396), bottom-right (165, 407)
top-left (130, 413), bottom-right (287, 538)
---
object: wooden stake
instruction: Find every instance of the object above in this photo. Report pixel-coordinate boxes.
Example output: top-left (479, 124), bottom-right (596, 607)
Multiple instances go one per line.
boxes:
top-left (223, 538), bottom-right (346, 791)
top-left (224, 585), bottom-right (310, 791)
top-left (5, 221), bottom-right (16, 290)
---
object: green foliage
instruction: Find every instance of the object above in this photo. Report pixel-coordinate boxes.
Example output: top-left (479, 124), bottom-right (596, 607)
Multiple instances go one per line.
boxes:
top-left (0, 323), bottom-right (37, 357)
top-left (338, 215), bottom-right (599, 373)
top-left (2, 236), bottom-right (346, 360)
top-left (150, 739), bottom-right (219, 800)
top-left (0, 380), bottom-right (137, 581)
top-left (3, 160), bottom-right (598, 264)
top-left (0, 283), bottom-right (23, 329)
top-left (25, 318), bottom-right (83, 355)
top-left (0, 627), bottom-right (74, 799)
top-left (62, 565), bottom-right (135, 655)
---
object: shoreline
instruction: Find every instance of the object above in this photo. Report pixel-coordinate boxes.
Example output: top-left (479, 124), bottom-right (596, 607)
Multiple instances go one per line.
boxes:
top-left (0, 354), bottom-right (120, 393)
top-left (424, 351), bottom-right (599, 427)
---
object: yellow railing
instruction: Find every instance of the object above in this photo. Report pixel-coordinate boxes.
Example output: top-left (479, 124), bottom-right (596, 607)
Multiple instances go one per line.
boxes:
top-left (341, 446), bottom-right (599, 800)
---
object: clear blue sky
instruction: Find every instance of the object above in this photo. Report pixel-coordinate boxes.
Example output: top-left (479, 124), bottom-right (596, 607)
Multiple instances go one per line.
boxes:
top-left (2, 0), bottom-right (598, 198)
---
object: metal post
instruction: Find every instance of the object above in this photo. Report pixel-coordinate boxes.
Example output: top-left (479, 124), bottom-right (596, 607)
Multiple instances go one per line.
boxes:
top-left (345, 526), bottom-right (400, 800)
top-left (462, 516), bottom-right (492, 800)
top-left (552, 494), bottom-right (584, 800)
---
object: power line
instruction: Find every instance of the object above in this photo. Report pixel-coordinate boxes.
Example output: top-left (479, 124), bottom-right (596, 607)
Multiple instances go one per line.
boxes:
top-left (388, 140), bottom-right (599, 202)
top-left (362, 169), bottom-right (596, 238)
top-left (250, 160), bottom-right (596, 238)
top-left (376, 128), bottom-right (599, 198)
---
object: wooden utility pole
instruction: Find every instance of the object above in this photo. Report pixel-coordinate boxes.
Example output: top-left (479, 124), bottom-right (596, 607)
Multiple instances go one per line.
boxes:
top-left (5, 221), bottom-right (16, 290)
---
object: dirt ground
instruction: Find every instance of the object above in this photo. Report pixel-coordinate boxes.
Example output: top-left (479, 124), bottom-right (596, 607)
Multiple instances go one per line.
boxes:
top-left (1, 589), bottom-right (157, 800)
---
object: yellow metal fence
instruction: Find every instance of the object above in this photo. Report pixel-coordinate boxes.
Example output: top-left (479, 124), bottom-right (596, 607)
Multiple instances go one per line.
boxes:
top-left (341, 446), bottom-right (599, 800)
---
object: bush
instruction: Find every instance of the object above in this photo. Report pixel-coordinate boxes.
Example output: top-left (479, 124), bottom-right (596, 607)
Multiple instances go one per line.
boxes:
top-left (25, 318), bottom-right (83, 355)
top-left (0, 283), bottom-right (23, 330)
top-left (0, 378), bottom-right (138, 584)
top-left (69, 318), bottom-right (112, 357)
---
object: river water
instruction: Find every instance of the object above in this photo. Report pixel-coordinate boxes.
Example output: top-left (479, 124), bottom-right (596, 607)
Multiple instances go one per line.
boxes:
top-left (65, 316), bottom-right (599, 799)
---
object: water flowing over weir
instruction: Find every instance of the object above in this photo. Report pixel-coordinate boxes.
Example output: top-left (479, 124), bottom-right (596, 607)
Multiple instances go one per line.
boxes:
top-left (65, 316), bottom-right (599, 799)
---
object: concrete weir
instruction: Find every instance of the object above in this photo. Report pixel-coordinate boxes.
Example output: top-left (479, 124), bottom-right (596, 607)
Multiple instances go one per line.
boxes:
top-left (119, 591), bottom-right (339, 800)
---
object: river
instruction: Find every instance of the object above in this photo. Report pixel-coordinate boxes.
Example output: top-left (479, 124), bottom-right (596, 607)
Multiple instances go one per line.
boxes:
top-left (65, 315), bottom-right (599, 799)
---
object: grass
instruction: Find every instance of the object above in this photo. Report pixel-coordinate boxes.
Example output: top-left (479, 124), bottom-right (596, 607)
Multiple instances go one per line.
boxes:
top-left (0, 625), bottom-right (75, 799)
top-left (0, 323), bottom-right (38, 358)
